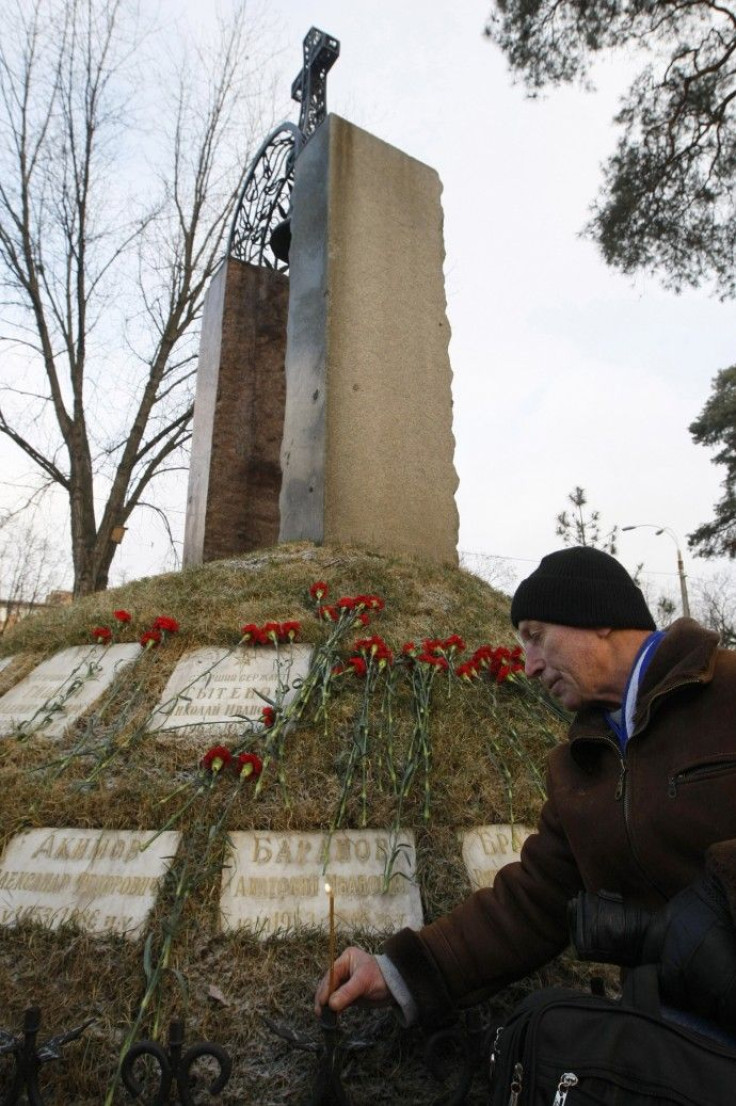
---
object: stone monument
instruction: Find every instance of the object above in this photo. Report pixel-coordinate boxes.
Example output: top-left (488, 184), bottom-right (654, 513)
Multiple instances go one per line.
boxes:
top-left (183, 28), bottom-right (459, 568)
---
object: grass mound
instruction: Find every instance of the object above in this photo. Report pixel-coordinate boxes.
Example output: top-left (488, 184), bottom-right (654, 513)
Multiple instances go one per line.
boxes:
top-left (0, 542), bottom-right (602, 1105)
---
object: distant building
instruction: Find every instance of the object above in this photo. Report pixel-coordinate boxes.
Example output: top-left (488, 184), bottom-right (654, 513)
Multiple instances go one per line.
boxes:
top-left (0, 590), bottom-right (73, 634)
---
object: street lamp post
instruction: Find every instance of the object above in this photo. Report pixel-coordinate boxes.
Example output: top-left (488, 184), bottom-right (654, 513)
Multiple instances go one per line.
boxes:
top-left (621, 524), bottom-right (691, 618)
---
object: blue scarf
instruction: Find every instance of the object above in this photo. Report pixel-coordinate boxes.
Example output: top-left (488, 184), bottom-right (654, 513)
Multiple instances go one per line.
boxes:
top-left (605, 631), bottom-right (665, 749)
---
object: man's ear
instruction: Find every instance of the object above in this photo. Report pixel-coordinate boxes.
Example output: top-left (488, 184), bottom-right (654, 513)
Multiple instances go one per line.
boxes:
top-left (594, 627), bottom-right (613, 639)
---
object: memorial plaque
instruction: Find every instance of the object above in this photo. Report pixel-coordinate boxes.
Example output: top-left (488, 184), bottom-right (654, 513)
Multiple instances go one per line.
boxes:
top-left (150, 645), bottom-right (312, 741)
top-left (0, 644), bottom-right (140, 739)
top-left (221, 830), bottom-right (423, 937)
top-left (0, 828), bottom-right (180, 937)
top-left (460, 824), bottom-right (534, 890)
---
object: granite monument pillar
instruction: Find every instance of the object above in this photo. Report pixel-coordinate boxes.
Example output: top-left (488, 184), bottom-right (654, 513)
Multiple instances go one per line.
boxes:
top-left (279, 114), bottom-right (459, 564)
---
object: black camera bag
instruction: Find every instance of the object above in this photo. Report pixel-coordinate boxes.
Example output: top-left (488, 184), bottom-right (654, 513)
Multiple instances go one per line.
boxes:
top-left (488, 967), bottom-right (736, 1105)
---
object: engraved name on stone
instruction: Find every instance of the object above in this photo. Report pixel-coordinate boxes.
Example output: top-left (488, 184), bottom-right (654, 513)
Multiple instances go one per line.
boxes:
top-left (221, 830), bottom-right (423, 937)
top-left (0, 645), bottom-right (140, 739)
top-left (150, 645), bottom-right (312, 740)
top-left (0, 829), bottom-right (180, 937)
top-left (460, 824), bottom-right (534, 890)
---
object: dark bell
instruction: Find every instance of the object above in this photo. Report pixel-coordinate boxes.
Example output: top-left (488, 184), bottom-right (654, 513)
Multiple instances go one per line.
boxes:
top-left (270, 219), bottom-right (291, 263)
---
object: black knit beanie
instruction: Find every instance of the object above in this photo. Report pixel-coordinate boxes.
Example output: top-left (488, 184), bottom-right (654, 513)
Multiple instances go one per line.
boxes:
top-left (510, 547), bottom-right (656, 631)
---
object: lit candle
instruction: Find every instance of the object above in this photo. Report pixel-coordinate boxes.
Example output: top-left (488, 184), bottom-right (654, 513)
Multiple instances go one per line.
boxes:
top-left (325, 882), bottom-right (335, 995)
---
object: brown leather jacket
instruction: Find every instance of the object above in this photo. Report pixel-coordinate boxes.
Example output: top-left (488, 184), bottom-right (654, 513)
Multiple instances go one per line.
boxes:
top-left (384, 619), bottom-right (736, 1023)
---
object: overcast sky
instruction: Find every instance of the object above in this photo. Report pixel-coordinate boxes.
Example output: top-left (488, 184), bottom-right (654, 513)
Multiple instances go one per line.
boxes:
top-left (8, 0), bottom-right (736, 612)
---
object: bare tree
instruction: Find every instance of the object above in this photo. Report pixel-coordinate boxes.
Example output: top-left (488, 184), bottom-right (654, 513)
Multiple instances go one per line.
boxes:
top-left (0, 0), bottom-right (272, 594)
top-left (0, 516), bottom-right (67, 632)
top-left (693, 572), bottom-right (736, 646)
top-left (459, 551), bottom-right (519, 596)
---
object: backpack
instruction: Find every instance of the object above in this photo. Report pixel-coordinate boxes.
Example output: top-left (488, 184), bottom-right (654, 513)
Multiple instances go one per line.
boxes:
top-left (488, 968), bottom-right (736, 1105)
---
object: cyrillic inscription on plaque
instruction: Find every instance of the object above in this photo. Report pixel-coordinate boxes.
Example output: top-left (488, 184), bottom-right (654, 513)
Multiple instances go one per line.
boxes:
top-left (460, 824), bottom-right (534, 890)
top-left (149, 645), bottom-right (312, 740)
top-left (221, 830), bottom-right (423, 937)
top-left (0, 645), bottom-right (140, 738)
top-left (0, 829), bottom-right (180, 937)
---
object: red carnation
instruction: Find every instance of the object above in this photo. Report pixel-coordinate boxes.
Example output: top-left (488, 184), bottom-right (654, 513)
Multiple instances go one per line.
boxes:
top-left (443, 634), bottom-right (465, 654)
top-left (261, 706), bottom-right (276, 728)
top-left (337, 597), bottom-right (356, 610)
top-left (471, 645), bottom-right (494, 667)
top-left (354, 636), bottom-right (393, 665)
top-left (200, 745), bottom-right (233, 774)
top-left (113, 609), bottom-right (132, 623)
top-left (318, 605), bottom-right (338, 622)
top-left (152, 616), bottom-right (180, 634)
top-left (262, 621), bottom-right (282, 644)
top-left (310, 581), bottom-right (329, 600)
top-left (357, 612), bottom-right (371, 627)
top-left (365, 595), bottom-right (385, 611)
top-left (417, 652), bottom-right (449, 670)
top-left (140, 630), bottom-right (161, 648)
top-left (92, 626), bottom-right (112, 644)
top-left (241, 623), bottom-right (266, 644)
top-left (235, 752), bottom-right (263, 780)
top-left (456, 660), bottom-right (480, 681)
top-left (347, 656), bottom-right (368, 678)
top-left (279, 620), bottom-right (301, 642)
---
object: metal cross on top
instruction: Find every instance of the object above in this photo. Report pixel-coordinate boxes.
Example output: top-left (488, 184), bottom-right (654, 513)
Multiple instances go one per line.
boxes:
top-left (291, 27), bottom-right (340, 141)
top-left (227, 27), bottom-right (340, 270)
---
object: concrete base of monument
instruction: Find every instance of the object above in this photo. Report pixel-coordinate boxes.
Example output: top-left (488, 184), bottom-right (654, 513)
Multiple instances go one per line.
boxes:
top-left (0, 541), bottom-right (602, 1105)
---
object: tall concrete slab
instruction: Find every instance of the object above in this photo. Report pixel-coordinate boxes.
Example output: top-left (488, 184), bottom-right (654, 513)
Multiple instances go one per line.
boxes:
top-left (183, 258), bottom-right (289, 566)
top-left (279, 114), bottom-right (459, 565)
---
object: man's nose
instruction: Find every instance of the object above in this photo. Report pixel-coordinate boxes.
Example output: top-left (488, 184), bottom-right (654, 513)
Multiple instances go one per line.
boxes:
top-left (524, 647), bottom-right (544, 678)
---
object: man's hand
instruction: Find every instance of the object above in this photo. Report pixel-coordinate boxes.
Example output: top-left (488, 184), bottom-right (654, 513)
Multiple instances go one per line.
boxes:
top-left (314, 947), bottom-right (392, 1015)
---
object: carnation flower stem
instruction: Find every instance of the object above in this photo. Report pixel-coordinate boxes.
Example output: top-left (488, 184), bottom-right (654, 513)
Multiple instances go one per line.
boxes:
top-left (142, 785), bottom-right (209, 848)
top-left (106, 771), bottom-right (244, 1103)
top-left (2, 651), bottom-right (103, 748)
top-left (506, 722), bottom-right (547, 798)
top-left (253, 608), bottom-right (370, 798)
top-left (104, 860), bottom-right (191, 1106)
top-left (485, 728), bottom-right (515, 821)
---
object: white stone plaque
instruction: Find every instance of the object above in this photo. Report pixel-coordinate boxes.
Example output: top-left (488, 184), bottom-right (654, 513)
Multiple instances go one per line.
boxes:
top-left (221, 830), bottom-right (423, 937)
top-left (0, 644), bottom-right (140, 739)
top-left (460, 824), bottom-right (535, 890)
top-left (149, 645), bottom-right (312, 741)
top-left (0, 828), bottom-right (180, 937)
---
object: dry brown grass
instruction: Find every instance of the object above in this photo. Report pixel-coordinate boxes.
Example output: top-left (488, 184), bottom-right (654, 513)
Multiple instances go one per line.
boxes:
top-left (0, 543), bottom-right (587, 1104)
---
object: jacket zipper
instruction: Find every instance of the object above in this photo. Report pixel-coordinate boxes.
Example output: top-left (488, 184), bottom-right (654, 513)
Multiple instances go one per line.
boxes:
top-left (608, 736), bottom-right (669, 899)
top-left (489, 1025), bottom-right (503, 1082)
top-left (553, 1072), bottom-right (579, 1106)
top-left (668, 756), bottom-right (736, 797)
top-left (508, 1062), bottom-right (523, 1106)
